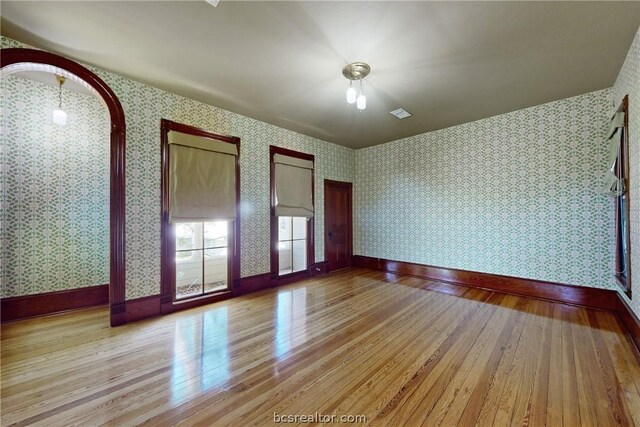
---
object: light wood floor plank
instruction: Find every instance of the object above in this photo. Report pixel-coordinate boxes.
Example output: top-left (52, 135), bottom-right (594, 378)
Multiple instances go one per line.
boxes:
top-left (1, 268), bottom-right (638, 426)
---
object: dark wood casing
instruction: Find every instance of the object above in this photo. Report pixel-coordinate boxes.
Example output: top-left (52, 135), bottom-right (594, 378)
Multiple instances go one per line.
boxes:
top-left (269, 146), bottom-right (315, 286)
top-left (1, 48), bottom-right (127, 326)
top-left (159, 119), bottom-right (241, 316)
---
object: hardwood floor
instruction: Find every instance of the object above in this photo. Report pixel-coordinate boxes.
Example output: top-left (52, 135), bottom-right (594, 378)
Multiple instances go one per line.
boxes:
top-left (2, 268), bottom-right (639, 426)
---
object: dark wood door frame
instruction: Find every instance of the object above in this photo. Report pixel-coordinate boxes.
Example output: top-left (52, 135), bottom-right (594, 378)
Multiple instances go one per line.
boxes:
top-left (324, 179), bottom-right (353, 273)
top-left (160, 119), bottom-right (241, 314)
top-left (1, 48), bottom-right (127, 326)
top-left (270, 146), bottom-right (315, 285)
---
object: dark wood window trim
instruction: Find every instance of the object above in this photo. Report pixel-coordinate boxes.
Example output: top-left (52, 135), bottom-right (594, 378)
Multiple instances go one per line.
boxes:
top-left (270, 146), bottom-right (315, 285)
top-left (614, 95), bottom-right (631, 298)
top-left (1, 48), bottom-right (127, 327)
top-left (160, 119), bottom-right (241, 314)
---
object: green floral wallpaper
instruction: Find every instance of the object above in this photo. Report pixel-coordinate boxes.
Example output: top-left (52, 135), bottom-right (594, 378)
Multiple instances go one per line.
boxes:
top-left (3, 31), bottom-right (637, 311)
top-left (354, 89), bottom-right (616, 290)
top-left (613, 27), bottom-right (640, 318)
top-left (1, 75), bottom-right (110, 297)
top-left (1, 36), bottom-right (355, 300)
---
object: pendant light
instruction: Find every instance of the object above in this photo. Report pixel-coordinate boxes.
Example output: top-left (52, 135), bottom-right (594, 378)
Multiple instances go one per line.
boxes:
top-left (52, 75), bottom-right (67, 126)
top-left (342, 62), bottom-right (370, 111)
top-left (346, 81), bottom-right (357, 104)
top-left (356, 80), bottom-right (366, 110)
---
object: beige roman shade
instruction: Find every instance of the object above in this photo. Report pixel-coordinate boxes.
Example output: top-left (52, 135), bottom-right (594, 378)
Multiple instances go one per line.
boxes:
top-left (168, 130), bottom-right (237, 222)
top-left (601, 111), bottom-right (626, 196)
top-left (607, 111), bottom-right (625, 139)
top-left (274, 153), bottom-right (314, 217)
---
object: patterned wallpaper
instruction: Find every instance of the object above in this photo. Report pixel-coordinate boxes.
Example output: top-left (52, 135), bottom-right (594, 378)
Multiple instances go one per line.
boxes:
top-left (613, 27), bottom-right (640, 318)
top-left (3, 31), bottom-right (637, 308)
top-left (355, 89), bottom-right (617, 290)
top-left (1, 36), bottom-right (355, 300)
top-left (1, 75), bottom-right (110, 297)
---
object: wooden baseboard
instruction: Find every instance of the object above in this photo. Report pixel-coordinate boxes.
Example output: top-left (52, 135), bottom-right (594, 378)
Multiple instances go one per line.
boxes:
top-left (124, 271), bottom-right (291, 324)
top-left (270, 270), bottom-right (311, 287)
top-left (0, 262), bottom-right (330, 325)
top-left (110, 302), bottom-right (127, 327)
top-left (353, 254), bottom-right (640, 354)
top-left (616, 294), bottom-right (640, 354)
top-left (1, 284), bottom-right (109, 323)
top-left (123, 265), bottom-right (331, 325)
top-left (353, 255), bottom-right (619, 311)
top-left (234, 273), bottom-right (271, 296)
top-left (126, 295), bottom-right (161, 323)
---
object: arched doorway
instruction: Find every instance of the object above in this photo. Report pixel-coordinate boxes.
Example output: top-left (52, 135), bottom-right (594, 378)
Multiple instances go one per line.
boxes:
top-left (1, 48), bottom-right (126, 326)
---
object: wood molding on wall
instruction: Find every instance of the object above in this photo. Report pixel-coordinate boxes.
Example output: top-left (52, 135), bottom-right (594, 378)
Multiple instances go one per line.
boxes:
top-left (1, 285), bottom-right (109, 323)
top-left (269, 145), bottom-right (315, 282)
top-left (617, 294), bottom-right (640, 353)
top-left (3, 263), bottom-right (328, 325)
top-left (352, 255), bottom-right (620, 310)
top-left (159, 119), bottom-right (241, 313)
top-left (234, 273), bottom-right (271, 296)
top-left (353, 255), bottom-right (640, 353)
top-left (125, 294), bottom-right (161, 323)
top-left (124, 267), bottom-right (324, 323)
top-left (1, 48), bottom-right (127, 327)
top-left (5, 254), bottom-right (637, 354)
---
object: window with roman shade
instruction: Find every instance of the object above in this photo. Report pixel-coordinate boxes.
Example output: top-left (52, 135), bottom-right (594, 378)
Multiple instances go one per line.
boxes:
top-left (602, 96), bottom-right (631, 297)
top-left (168, 130), bottom-right (238, 222)
top-left (273, 153), bottom-right (314, 218)
top-left (270, 146), bottom-right (315, 279)
top-left (160, 119), bottom-right (241, 306)
top-left (602, 111), bottom-right (626, 196)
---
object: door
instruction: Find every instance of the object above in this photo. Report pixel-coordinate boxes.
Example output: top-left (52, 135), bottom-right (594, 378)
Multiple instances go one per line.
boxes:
top-left (324, 180), bottom-right (353, 272)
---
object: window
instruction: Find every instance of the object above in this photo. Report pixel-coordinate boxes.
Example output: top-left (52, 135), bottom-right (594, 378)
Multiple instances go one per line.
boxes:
top-left (613, 96), bottom-right (631, 297)
top-left (278, 216), bottom-right (308, 275)
top-left (161, 119), bottom-right (240, 308)
top-left (175, 221), bottom-right (229, 299)
top-left (270, 146), bottom-right (314, 279)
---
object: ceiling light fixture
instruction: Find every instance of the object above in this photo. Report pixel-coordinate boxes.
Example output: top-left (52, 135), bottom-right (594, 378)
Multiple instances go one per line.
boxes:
top-left (52, 75), bottom-right (67, 126)
top-left (342, 62), bottom-right (370, 111)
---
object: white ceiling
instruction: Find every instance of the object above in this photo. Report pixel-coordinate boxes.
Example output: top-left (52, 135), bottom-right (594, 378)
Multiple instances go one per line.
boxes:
top-left (2, 1), bottom-right (639, 149)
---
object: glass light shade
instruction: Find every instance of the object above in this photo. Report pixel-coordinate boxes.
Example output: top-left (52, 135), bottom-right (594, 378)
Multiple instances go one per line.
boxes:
top-left (52, 108), bottom-right (67, 126)
top-left (346, 86), bottom-right (357, 104)
top-left (356, 94), bottom-right (366, 110)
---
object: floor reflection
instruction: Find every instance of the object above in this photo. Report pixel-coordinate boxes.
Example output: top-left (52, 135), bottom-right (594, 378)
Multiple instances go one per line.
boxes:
top-left (171, 307), bottom-right (229, 404)
top-left (275, 287), bottom-right (308, 360)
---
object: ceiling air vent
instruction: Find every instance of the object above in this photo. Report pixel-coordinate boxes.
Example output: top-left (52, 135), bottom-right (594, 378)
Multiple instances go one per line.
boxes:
top-left (390, 108), bottom-right (412, 119)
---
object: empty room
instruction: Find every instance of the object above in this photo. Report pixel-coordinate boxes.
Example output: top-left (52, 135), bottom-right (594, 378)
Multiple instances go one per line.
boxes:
top-left (1, 1), bottom-right (640, 425)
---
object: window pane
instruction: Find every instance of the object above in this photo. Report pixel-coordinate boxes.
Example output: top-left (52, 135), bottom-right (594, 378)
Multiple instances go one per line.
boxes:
top-left (175, 223), bottom-right (203, 251)
top-left (176, 250), bottom-right (202, 299)
top-left (278, 216), bottom-right (292, 242)
top-left (204, 248), bottom-right (228, 293)
top-left (292, 239), bottom-right (307, 272)
top-left (292, 217), bottom-right (307, 240)
top-left (619, 195), bottom-right (629, 280)
top-left (204, 221), bottom-right (228, 248)
top-left (278, 241), bottom-right (292, 275)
